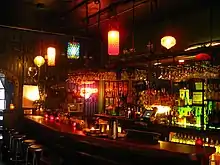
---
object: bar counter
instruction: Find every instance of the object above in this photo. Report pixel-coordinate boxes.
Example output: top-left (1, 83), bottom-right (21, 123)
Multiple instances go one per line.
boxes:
top-left (23, 115), bottom-right (215, 165)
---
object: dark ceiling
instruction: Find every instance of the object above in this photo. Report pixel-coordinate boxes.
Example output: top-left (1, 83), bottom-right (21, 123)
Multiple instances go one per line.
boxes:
top-left (0, 0), bottom-right (210, 38)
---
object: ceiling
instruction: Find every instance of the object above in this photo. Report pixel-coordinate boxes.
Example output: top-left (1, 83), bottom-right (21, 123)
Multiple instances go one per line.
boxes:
top-left (0, 0), bottom-right (210, 38)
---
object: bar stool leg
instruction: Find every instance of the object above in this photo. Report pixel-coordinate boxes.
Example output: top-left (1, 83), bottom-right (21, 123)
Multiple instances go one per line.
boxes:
top-left (25, 148), bottom-right (29, 165)
top-left (15, 141), bottom-right (19, 163)
top-left (33, 153), bottom-right (36, 165)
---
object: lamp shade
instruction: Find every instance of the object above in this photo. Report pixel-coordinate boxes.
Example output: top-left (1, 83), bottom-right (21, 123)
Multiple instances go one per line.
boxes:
top-left (108, 30), bottom-right (119, 55)
top-left (47, 47), bottom-right (56, 66)
top-left (195, 53), bottom-right (211, 61)
top-left (161, 36), bottom-right (176, 49)
top-left (34, 56), bottom-right (45, 68)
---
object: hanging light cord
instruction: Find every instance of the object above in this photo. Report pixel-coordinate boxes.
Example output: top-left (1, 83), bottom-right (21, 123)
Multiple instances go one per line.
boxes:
top-left (132, 0), bottom-right (135, 51)
top-left (86, 1), bottom-right (89, 35)
top-left (209, 1), bottom-right (213, 44)
top-left (98, 2), bottom-right (101, 30)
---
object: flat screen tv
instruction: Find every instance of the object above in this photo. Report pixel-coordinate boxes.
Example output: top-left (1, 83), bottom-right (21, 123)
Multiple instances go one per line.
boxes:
top-left (67, 41), bottom-right (80, 59)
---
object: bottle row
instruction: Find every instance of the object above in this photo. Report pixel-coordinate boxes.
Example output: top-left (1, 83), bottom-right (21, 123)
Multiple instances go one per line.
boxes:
top-left (169, 132), bottom-right (220, 153)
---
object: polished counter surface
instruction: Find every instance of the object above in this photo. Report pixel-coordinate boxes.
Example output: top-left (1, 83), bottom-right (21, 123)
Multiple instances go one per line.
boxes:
top-left (25, 115), bottom-right (215, 159)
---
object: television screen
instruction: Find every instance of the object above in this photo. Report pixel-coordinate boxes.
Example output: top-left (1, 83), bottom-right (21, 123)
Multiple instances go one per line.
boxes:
top-left (67, 42), bottom-right (80, 59)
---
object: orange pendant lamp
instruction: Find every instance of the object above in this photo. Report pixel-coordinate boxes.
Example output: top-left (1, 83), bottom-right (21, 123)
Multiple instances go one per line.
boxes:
top-left (47, 47), bottom-right (56, 66)
top-left (108, 30), bottom-right (119, 55)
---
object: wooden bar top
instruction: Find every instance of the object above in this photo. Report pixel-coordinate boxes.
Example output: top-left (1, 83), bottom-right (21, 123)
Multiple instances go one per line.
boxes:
top-left (25, 115), bottom-right (215, 160)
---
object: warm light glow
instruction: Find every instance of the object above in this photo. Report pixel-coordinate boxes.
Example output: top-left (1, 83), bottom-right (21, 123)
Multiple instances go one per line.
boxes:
top-left (47, 47), bottom-right (56, 66)
top-left (80, 87), bottom-right (98, 99)
top-left (81, 81), bottom-right (95, 85)
top-left (9, 104), bottom-right (15, 110)
top-left (185, 42), bottom-right (220, 51)
top-left (34, 56), bottom-right (45, 68)
top-left (118, 127), bottom-right (122, 133)
top-left (178, 59), bottom-right (184, 63)
top-left (161, 36), bottom-right (176, 49)
top-left (23, 85), bottom-right (40, 102)
top-left (108, 30), bottom-right (119, 55)
top-left (152, 105), bottom-right (171, 114)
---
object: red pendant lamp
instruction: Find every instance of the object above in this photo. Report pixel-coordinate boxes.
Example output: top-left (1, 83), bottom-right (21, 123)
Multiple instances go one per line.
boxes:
top-left (195, 53), bottom-right (211, 61)
top-left (108, 30), bottom-right (119, 56)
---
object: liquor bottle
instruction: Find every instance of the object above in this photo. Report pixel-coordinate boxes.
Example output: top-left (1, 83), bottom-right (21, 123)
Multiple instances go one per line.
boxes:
top-left (180, 134), bottom-right (185, 144)
top-left (186, 135), bottom-right (191, 144)
top-left (184, 91), bottom-right (188, 106)
top-left (204, 137), bottom-right (209, 146)
top-left (171, 134), bottom-right (177, 142)
top-left (176, 133), bottom-right (180, 143)
top-left (210, 139), bottom-right (215, 147)
top-left (202, 138), bottom-right (205, 146)
top-left (190, 136), bottom-right (195, 145)
top-left (215, 140), bottom-right (220, 153)
top-left (179, 94), bottom-right (185, 107)
top-left (182, 135), bottom-right (187, 144)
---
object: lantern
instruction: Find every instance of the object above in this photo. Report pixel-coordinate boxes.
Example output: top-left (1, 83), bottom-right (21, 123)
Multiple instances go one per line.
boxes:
top-left (34, 56), bottom-right (45, 68)
top-left (108, 30), bottom-right (119, 55)
top-left (47, 47), bottom-right (56, 66)
top-left (9, 103), bottom-right (15, 110)
top-left (161, 36), bottom-right (176, 49)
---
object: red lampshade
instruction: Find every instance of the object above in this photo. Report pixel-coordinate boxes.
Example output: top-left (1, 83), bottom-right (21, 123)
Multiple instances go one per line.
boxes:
top-left (108, 30), bottom-right (119, 55)
top-left (195, 53), bottom-right (211, 61)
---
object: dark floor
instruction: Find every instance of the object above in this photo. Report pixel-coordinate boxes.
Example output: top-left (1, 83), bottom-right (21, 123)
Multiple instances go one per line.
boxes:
top-left (0, 161), bottom-right (6, 165)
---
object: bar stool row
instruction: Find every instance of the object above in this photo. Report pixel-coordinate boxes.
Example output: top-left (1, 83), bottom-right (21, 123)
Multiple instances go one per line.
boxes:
top-left (2, 128), bottom-right (44, 165)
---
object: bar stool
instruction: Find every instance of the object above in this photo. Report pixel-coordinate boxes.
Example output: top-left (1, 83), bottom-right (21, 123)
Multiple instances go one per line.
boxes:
top-left (10, 134), bottom-right (26, 162)
top-left (0, 129), bottom-right (17, 161)
top-left (9, 131), bottom-right (19, 151)
top-left (23, 139), bottom-right (36, 165)
top-left (4, 128), bottom-right (15, 149)
top-left (28, 144), bottom-right (43, 165)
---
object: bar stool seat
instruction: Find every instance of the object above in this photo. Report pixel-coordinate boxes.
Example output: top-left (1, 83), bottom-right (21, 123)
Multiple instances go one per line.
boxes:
top-left (23, 139), bottom-right (36, 144)
top-left (28, 144), bottom-right (43, 165)
top-left (29, 145), bottom-right (42, 150)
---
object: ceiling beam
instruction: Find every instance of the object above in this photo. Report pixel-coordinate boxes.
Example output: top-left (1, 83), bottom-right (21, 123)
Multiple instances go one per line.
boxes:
top-left (0, 24), bottom-right (90, 39)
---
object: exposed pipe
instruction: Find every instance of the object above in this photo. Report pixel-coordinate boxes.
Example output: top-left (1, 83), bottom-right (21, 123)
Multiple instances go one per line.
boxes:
top-left (151, 55), bottom-right (196, 65)
top-left (61, 0), bottom-right (90, 17)
top-left (88, 0), bottom-right (149, 28)
top-left (132, 0), bottom-right (135, 50)
top-left (0, 24), bottom-right (90, 39)
top-left (86, 0), bottom-right (135, 20)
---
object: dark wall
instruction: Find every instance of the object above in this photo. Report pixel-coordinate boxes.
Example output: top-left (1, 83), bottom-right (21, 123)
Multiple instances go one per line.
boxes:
top-left (0, 27), bottom-right (80, 108)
